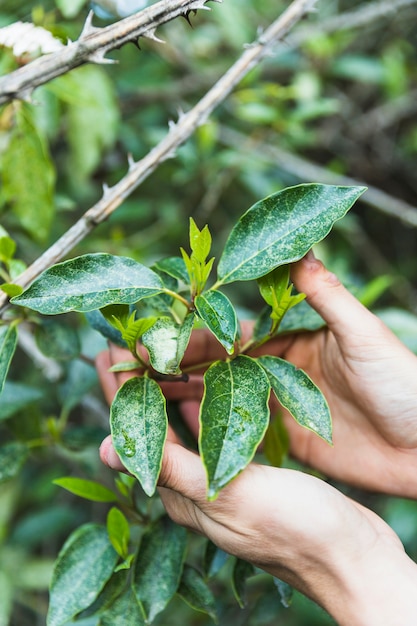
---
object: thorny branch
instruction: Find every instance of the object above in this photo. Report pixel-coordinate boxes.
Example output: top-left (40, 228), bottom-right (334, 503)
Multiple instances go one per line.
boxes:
top-left (0, 0), bottom-right (317, 312)
top-left (0, 0), bottom-right (221, 105)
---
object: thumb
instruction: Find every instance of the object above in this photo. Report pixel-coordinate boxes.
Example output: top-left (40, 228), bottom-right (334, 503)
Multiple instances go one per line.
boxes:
top-left (290, 250), bottom-right (379, 339)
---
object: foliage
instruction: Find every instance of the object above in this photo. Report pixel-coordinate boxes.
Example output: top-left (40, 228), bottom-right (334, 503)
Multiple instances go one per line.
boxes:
top-left (0, 0), bottom-right (417, 624)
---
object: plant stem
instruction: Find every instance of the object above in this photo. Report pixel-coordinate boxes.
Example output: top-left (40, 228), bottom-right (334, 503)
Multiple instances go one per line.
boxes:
top-left (163, 288), bottom-right (193, 310)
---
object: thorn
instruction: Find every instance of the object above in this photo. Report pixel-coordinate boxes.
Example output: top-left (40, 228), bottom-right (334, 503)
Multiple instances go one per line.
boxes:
top-left (142, 28), bottom-right (165, 44)
top-left (127, 153), bottom-right (137, 171)
top-left (182, 10), bottom-right (196, 27)
top-left (163, 149), bottom-right (177, 161)
top-left (177, 106), bottom-right (186, 122)
top-left (102, 183), bottom-right (111, 197)
top-left (17, 88), bottom-right (34, 103)
top-left (168, 119), bottom-right (177, 131)
top-left (87, 49), bottom-right (117, 64)
top-left (132, 38), bottom-right (141, 50)
top-left (79, 10), bottom-right (100, 40)
top-left (189, 0), bottom-right (211, 10)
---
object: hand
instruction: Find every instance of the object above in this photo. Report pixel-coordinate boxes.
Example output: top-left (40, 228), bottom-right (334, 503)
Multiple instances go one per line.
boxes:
top-left (282, 252), bottom-right (417, 497)
top-left (100, 434), bottom-right (417, 626)
top-left (96, 252), bottom-right (417, 497)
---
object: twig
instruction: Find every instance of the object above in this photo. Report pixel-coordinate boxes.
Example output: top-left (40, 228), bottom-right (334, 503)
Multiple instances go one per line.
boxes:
top-left (219, 126), bottom-right (417, 229)
top-left (286, 0), bottom-right (417, 47)
top-left (0, 0), bottom-right (317, 314)
top-left (0, 0), bottom-right (221, 105)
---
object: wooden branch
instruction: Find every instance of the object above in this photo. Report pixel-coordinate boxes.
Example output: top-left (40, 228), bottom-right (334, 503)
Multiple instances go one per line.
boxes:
top-left (0, 0), bottom-right (316, 313)
top-left (219, 126), bottom-right (417, 228)
top-left (0, 0), bottom-right (221, 105)
top-left (287, 0), bottom-right (417, 47)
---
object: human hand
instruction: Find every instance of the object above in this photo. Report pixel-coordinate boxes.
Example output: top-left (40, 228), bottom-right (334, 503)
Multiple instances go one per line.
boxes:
top-left (96, 252), bottom-right (417, 497)
top-left (99, 434), bottom-right (417, 626)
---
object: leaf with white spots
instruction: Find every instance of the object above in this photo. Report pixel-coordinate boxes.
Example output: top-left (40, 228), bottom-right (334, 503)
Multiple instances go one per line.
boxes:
top-left (11, 253), bottom-right (164, 314)
top-left (47, 523), bottom-right (118, 626)
top-left (195, 290), bottom-right (237, 354)
top-left (258, 355), bottom-right (332, 443)
top-left (199, 356), bottom-right (270, 500)
top-left (141, 313), bottom-right (195, 375)
top-left (133, 516), bottom-right (187, 622)
top-left (217, 184), bottom-right (366, 285)
top-left (110, 376), bottom-right (167, 497)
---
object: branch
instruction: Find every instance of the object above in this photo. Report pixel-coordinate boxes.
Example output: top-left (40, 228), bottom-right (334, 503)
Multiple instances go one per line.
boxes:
top-left (219, 126), bottom-right (417, 228)
top-left (0, 0), bottom-right (317, 313)
top-left (0, 0), bottom-right (221, 105)
top-left (287, 0), bottom-right (417, 47)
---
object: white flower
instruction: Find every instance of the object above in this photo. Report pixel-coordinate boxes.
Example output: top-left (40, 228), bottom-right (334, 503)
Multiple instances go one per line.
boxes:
top-left (0, 21), bottom-right (65, 58)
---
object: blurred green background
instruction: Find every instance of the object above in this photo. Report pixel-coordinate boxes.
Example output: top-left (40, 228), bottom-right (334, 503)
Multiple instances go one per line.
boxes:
top-left (1, 0), bottom-right (417, 624)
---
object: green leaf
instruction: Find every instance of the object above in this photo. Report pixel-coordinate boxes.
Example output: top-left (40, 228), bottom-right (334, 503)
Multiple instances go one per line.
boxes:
top-left (217, 184), bottom-right (366, 284)
top-left (85, 309), bottom-right (128, 348)
top-left (0, 236), bottom-right (16, 262)
top-left (195, 290), bottom-right (238, 355)
top-left (107, 507), bottom-right (130, 559)
top-left (108, 311), bottom-right (157, 354)
top-left (52, 66), bottom-right (119, 184)
top-left (0, 381), bottom-right (43, 421)
top-left (110, 376), bottom-right (167, 497)
top-left (273, 577), bottom-right (293, 608)
top-left (258, 356), bottom-right (332, 443)
top-left (0, 283), bottom-right (23, 297)
top-left (141, 313), bottom-right (194, 375)
top-left (55, 0), bottom-right (87, 18)
top-left (232, 558), bottom-right (255, 608)
top-left (277, 298), bottom-right (325, 334)
top-left (0, 441), bottom-right (29, 483)
top-left (11, 254), bottom-right (164, 314)
top-left (177, 564), bottom-right (218, 623)
top-left (263, 412), bottom-right (290, 468)
top-left (154, 257), bottom-right (189, 284)
top-left (0, 324), bottom-right (18, 395)
top-left (189, 218), bottom-right (212, 264)
top-left (35, 319), bottom-right (81, 360)
top-left (133, 516), bottom-right (187, 622)
top-left (1, 104), bottom-right (55, 242)
top-left (98, 586), bottom-right (146, 626)
top-left (203, 541), bottom-right (230, 578)
top-left (47, 523), bottom-right (118, 626)
top-left (108, 361), bottom-right (141, 373)
top-left (53, 477), bottom-right (117, 502)
top-left (199, 356), bottom-right (271, 499)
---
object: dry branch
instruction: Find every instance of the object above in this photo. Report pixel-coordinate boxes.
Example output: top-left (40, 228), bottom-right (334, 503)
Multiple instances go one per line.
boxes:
top-left (0, 0), bottom-right (220, 105)
top-left (219, 127), bottom-right (417, 228)
top-left (0, 0), bottom-right (317, 313)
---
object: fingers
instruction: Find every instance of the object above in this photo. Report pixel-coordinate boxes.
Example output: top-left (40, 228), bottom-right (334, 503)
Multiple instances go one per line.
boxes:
top-left (291, 251), bottom-right (380, 341)
top-left (96, 351), bottom-right (120, 405)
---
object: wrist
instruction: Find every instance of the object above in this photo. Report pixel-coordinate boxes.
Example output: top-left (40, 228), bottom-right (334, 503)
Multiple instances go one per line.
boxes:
top-left (314, 535), bottom-right (417, 625)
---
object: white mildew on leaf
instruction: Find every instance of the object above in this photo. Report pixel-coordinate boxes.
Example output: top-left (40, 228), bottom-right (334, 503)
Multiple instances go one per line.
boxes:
top-left (47, 524), bottom-right (118, 626)
top-left (110, 376), bottom-right (167, 496)
top-left (98, 587), bottom-right (146, 626)
top-left (133, 516), bottom-right (187, 622)
top-left (141, 313), bottom-right (194, 374)
top-left (0, 442), bottom-right (28, 483)
top-left (217, 184), bottom-right (366, 284)
top-left (258, 355), bottom-right (332, 443)
top-left (195, 290), bottom-right (237, 354)
top-left (199, 356), bottom-right (270, 499)
top-left (11, 253), bottom-right (164, 314)
top-left (177, 564), bottom-right (218, 621)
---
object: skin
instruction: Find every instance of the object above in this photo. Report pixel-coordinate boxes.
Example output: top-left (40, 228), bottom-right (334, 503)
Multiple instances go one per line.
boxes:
top-left (97, 251), bottom-right (417, 624)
